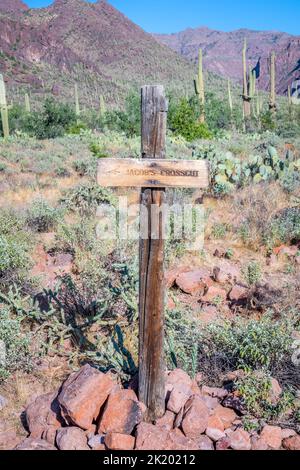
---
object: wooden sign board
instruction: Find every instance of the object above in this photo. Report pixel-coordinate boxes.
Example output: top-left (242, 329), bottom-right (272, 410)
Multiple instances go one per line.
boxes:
top-left (97, 158), bottom-right (209, 188)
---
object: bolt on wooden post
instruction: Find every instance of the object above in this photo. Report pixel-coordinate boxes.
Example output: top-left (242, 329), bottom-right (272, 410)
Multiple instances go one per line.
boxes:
top-left (97, 85), bottom-right (209, 421)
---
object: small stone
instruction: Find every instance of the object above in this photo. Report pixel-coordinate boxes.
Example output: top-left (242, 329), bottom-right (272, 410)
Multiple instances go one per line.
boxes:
top-left (216, 437), bottom-right (231, 451)
top-left (251, 437), bottom-right (269, 451)
top-left (155, 410), bottom-right (175, 430)
top-left (56, 427), bottom-right (90, 451)
top-left (282, 435), bottom-right (300, 450)
top-left (105, 433), bottom-right (135, 451)
top-left (88, 434), bottom-right (105, 450)
top-left (135, 423), bottom-right (169, 450)
top-left (281, 429), bottom-right (296, 440)
top-left (15, 438), bottom-right (57, 451)
top-left (229, 285), bottom-right (249, 302)
top-left (181, 396), bottom-right (209, 438)
top-left (176, 269), bottom-right (212, 295)
top-left (167, 383), bottom-right (192, 414)
top-left (99, 389), bottom-right (143, 435)
top-left (228, 429), bottom-right (251, 451)
top-left (164, 429), bottom-right (199, 450)
top-left (201, 286), bottom-right (227, 303)
top-left (260, 425), bottom-right (282, 450)
top-left (213, 405), bottom-right (237, 429)
top-left (196, 435), bottom-right (214, 450)
top-left (202, 386), bottom-right (228, 399)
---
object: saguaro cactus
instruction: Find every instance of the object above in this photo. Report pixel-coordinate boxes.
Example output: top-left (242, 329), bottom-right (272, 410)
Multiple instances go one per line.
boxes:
top-left (0, 74), bottom-right (9, 138)
top-left (228, 79), bottom-right (233, 114)
top-left (25, 93), bottom-right (31, 113)
top-left (242, 39), bottom-right (251, 118)
top-left (99, 94), bottom-right (106, 118)
top-left (74, 83), bottom-right (80, 117)
top-left (194, 48), bottom-right (205, 123)
top-left (269, 52), bottom-right (276, 112)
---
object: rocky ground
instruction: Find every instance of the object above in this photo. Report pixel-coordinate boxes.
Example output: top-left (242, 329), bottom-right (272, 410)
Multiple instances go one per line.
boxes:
top-left (12, 365), bottom-right (300, 451)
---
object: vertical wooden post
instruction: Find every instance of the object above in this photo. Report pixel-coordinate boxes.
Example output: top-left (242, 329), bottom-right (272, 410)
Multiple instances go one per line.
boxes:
top-left (138, 85), bottom-right (167, 421)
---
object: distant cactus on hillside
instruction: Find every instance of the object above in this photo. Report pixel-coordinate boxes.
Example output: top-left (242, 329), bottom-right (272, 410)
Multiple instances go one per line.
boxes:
top-left (194, 48), bottom-right (205, 123)
top-left (0, 74), bottom-right (9, 138)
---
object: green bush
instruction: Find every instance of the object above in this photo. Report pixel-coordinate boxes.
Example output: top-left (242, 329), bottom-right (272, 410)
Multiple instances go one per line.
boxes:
top-left (200, 314), bottom-right (295, 371)
top-left (104, 92), bottom-right (141, 137)
top-left (169, 98), bottom-right (213, 141)
top-left (268, 207), bottom-right (300, 246)
top-left (26, 198), bottom-right (63, 232)
top-left (60, 183), bottom-right (115, 216)
top-left (0, 306), bottom-right (32, 381)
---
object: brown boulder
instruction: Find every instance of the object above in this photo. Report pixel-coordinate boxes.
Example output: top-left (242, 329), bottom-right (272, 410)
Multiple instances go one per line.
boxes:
top-left (213, 261), bottom-right (241, 285)
top-left (202, 386), bottom-right (228, 399)
top-left (58, 364), bottom-right (114, 430)
top-left (282, 435), bottom-right (300, 450)
top-left (99, 389), bottom-right (143, 435)
top-left (164, 429), bottom-right (199, 450)
top-left (166, 369), bottom-right (193, 388)
top-left (165, 266), bottom-right (190, 288)
top-left (15, 437), bottom-right (57, 451)
top-left (176, 269), bottom-right (212, 295)
top-left (155, 410), bottom-right (175, 430)
top-left (167, 383), bottom-right (193, 414)
top-left (228, 429), bottom-right (251, 450)
top-left (135, 423), bottom-right (169, 450)
top-left (181, 396), bottom-right (209, 438)
top-left (251, 436), bottom-right (269, 450)
top-left (229, 285), bottom-right (249, 301)
top-left (105, 433), bottom-right (135, 450)
top-left (205, 414), bottom-right (226, 442)
top-left (196, 435), bottom-right (214, 450)
top-left (56, 427), bottom-right (90, 451)
top-left (26, 391), bottom-right (63, 439)
top-left (260, 425), bottom-right (282, 450)
top-left (201, 286), bottom-right (227, 304)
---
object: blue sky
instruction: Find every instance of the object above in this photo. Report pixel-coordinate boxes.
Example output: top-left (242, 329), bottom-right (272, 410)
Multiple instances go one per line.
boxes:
top-left (26, 0), bottom-right (300, 35)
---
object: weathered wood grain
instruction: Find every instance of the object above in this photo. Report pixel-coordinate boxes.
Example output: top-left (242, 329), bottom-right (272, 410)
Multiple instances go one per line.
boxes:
top-left (97, 158), bottom-right (209, 188)
top-left (138, 85), bottom-right (167, 421)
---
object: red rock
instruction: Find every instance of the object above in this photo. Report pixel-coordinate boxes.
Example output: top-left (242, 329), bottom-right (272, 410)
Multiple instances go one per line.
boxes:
top-left (181, 396), bottom-right (209, 438)
top-left (41, 426), bottom-right (58, 446)
top-left (216, 437), bottom-right (231, 450)
top-left (228, 429), bottom-right (251, 450)
top-left (260, 425), bottom-right (282, 450)
top-left (281, 429), bottom-right (296, 439)
top-left (176, 269), bottom-right (212, 295)
top-left (167, 297), bottom-right (176, 309)
top-left (191, 379), bottom-right (202, 395)
top-left (174, 407), bottom-right (184, 428)
top-left (198, 305), bottom-right (219, 324)
top-left (269, 378), bottom-right (282, 404)
top-left (56, 427), bottom-right (90, 450)
top-left (213, 262), bottom-right (240, 285)
top-left (155, 410), bottom-right (175, 430)
top-left (0, 421), bottom-right (19, 450)
top-left (167, 383), bottom-right (192, 414)
top-left (206, 414), bottom-right (226, 442)
top-left (229, 285), bottom-right (249, 301)
top-left (26, 391), bottom-right (62, 439)
top-left (196, 435), bottom-right (214, 450)
top-left (164, 429), bottom-right (199, 450)
top-left (105, 433), bottom-right (135, 450)
top-left (165, 266), bottom-right (190, 288)
top-left (213, 405), bottom-right (237, 429)
top-left (88, 434), bottom-right (105, 450)
top-left (282, 435), bottom-right (300, 450)
top-left (251, 437), bottom-right (269, 450)
top-left (15, 437), bottom-right (57, 451)
top-left (201, 395), bottom-right (220, 410)
top-left (99, 389), bottom-right (143, 435)
top-left (166, 369), bottom-right (193, 388)
top-left (135, 423), bottom-right (169, 450)
top-left (202, 386), bottom-right (228, 399)
top-left (58, 365), bottom-right (114, 430)
top-left (278, 245), bottom-right (299, 257)
top-left (201, 286), bottom-right (227, 303)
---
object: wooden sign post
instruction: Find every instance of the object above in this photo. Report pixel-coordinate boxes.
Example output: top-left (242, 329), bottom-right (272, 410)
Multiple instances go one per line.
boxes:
top-left (98, 85), bottom-right (209, 421)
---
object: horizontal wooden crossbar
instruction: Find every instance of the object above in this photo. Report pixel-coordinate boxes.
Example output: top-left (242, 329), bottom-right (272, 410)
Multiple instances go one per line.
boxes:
top-left (97, 158), bottom-right (209, 188)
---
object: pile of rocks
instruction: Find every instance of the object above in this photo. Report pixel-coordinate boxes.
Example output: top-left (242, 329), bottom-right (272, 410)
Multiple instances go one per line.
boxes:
top-left (15, 365), bottom-right (300, 451)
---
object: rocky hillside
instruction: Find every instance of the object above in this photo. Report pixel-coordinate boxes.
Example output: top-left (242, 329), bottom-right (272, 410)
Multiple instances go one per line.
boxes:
top-left (0, 0), bottom-right (196, 106)
top-left (155, 28), bottom-right (300, 95)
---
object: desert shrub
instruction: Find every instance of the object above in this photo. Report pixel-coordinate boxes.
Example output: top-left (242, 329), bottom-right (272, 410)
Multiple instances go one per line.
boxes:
top-left (242, 261), bottom-right (262, 287)
top-left (60, 183), bottom-right (115, 216)
top-left (104, 92), bottom-right (141, 137)
top-left (200, 314), bottom-right (295, 372)
top-left (268, 207), bottom-right (300, 246)
top-left (0, 306), bottom-right (32, 381)
top-left (72, 158), bottom-right (96, 176)
top-left (0, 235), bottom-right (29, 282)
top-left (260, 111), bottom-right (277, 132)
top-left (23, 98), bottom-right (77, 139)
top-left (236, 371), bottom-right (296, 421)
top-left (26, 198), bottom-right (63, 232)
top-left (89, 142), bottom-right (109, 159)
top-left (169, 98), bottom-right (213, 141)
